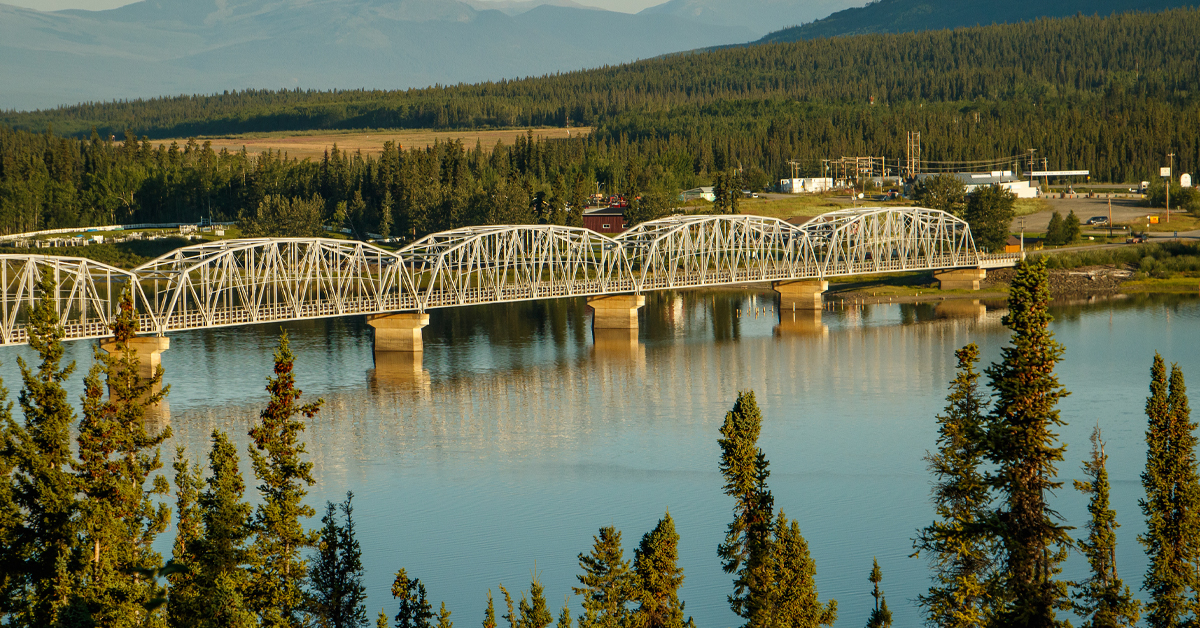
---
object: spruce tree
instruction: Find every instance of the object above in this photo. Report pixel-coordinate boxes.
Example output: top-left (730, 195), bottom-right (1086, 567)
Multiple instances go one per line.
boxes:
top-left (573, 525), bottom-right (633, 628)
top-left (392, 569), bottom-right (435, 628)
top-left (436, 602), bottom-right (453, 628)
top-left (557, 600), bottom-right (572, 628)
top-left (982, 257), bottom-right (1072, 627)
top-left (718, 391), bottom-right (774, 625)
top-left (484, 591), bottom-right (497, 628)
top-left (0, 380), bottom-right (19, 617)
top-left (308, 492), bottom-right (368, 628)
top-left (516, 578), bottom-right (553, 628)
top-left (197, 429), bottom-right (256, 628)
top-left (6, 272), bottom-right (80, 625)
top-left (379, 190), bottom-right (395, 239)
top-left (1044, 211), bottom-right (1065, 246)
top-left (167, 447), bottom-right (204, 626)
top-left (1071, 425), bottom-right (1140, 628)
top-left (1140, 355), bottom-right (1200, 628)
top-left (248, 331), bottom-right (324, 628)
top-left (769, 512), bottom-right (836, 628)
top-left (73, 287), bottom-right (172, 625)
top-left (629, 512), bottom-right (693, 628)
top-left (914, 343), bottom-right (994, 627)
top-left (1063, 211), bottom-right (1082, 244)
top-left (864, 559), bottom-right (892, 628)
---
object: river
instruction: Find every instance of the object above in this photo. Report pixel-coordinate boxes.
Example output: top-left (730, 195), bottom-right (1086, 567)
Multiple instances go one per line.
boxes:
top-left (1, 289), bottom-right (1197, 626)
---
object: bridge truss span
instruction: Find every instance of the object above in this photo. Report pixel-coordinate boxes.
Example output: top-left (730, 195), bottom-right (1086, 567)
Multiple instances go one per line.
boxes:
top-left (399, 225), bottom-right (632, 311)
top-left (0, 207), bottom-right (1020, 345)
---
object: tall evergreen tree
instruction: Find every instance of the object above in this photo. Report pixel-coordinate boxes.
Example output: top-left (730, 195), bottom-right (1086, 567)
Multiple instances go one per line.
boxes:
top-left (629, 512), bottom-right (692, 628)
top-left (507, 578), bottom-right (553, 628)
top-left (379, 189), bottom-right (394, 239)
top-left (964, 185), bottom-right (1015, 253)
top-left (392, 569), bottom-right (435, 628)
top-left (1071, 425), bottom-right (1140, 628)
top-left (914, 343), bottom-right (994, 627)
top-left (557, 600), bottom-right (572, 628)
top-left (1140, 354), bottom-right (1200, 628)
top-left (167, 447), bottom-right (204, 627)
top-left (196, 430), bottom-right (257, 628)
top-left (72, 287), bottom-right (172, 625)
top-left (573, 525), bottom-right (633, 628)
top-left (483, 591), bottom-right (497, 628)
top-left (981, 257), bottom-right (1072, 627)
top-left (436, 602), bottom-right (453, 628)
top-left (308, 492), bottom-right (368, 628)
top-left (1044, 211), bottom-right (1065, 246)
top-left (718, 391), bottom-right (774, 625)
top-left (1063, 211), bottom-right (1082, 244)
top-left (248, 331), bottom-right (324, 628)
top-left (0, 374), bottom-right (20, 617)
top-left (768, 512), bottom-right (836, 628)
top-left (864, 559), bottom-right (892, 628)
top-left (5, 273), bottom-right (80, 626)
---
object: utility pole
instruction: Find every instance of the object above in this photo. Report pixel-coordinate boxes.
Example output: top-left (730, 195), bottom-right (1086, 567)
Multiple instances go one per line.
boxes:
top-left (1167, 152), bottom-right (1175, 223)
top-left (1027, 148), bottom-right (1036, 186)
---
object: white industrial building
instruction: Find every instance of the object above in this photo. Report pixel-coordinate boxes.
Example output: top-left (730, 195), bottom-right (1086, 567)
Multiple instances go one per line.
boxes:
top-left (914, 171), bottom-right (1040, 199)
top-left (779, 178), bottom-right (834, 193)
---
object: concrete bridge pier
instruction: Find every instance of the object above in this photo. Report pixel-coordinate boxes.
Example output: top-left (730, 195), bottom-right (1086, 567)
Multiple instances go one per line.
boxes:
top-left (367, 312), bottom-right (430, 352)
top-left (934, 269), bottom-right (986, 291)
top-left (774, 309), bottom-right (828, 337)
top-left (370, 351), bottom-right (431, 392)
top-left (773, 280), bottom-right (828, 310)
top-left (98, 335), bottom-right (170, 425)
top-left (588, 294), bottom-right (645, 329)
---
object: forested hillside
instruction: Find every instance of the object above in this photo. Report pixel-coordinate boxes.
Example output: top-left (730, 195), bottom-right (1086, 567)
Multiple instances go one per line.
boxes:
top-left (756, 0), bottom-right (1197, 42)
top-left (2, 9), bottom-right (1199, 237)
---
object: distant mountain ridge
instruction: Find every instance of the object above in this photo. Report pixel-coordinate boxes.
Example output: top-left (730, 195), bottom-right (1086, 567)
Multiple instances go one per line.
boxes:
top-left (757, 0), bottom-right (1200, 41)
top-left (639, 0), bottom-right (863, 37)
top-left (0, 0), bottom-right (761, 111)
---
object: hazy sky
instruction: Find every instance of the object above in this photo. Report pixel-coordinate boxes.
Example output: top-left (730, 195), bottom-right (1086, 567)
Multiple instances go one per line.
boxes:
top-left (5, 0), bottom-right (662, 13)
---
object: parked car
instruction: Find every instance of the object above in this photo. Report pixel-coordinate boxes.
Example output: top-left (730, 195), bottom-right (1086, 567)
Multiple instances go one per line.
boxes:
top-left (1086, 216), bottom-right (1108, 225)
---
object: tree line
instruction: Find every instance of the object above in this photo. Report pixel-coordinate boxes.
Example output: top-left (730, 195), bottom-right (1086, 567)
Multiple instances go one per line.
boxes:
top-left (0, 257), bottom-right (1194, 627)
top-left (0, 125), bottom-right (705, 238)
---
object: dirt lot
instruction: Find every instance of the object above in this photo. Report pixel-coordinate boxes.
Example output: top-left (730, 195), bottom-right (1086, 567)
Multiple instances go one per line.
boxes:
top-left (160, 127), bottom-right (590, 160)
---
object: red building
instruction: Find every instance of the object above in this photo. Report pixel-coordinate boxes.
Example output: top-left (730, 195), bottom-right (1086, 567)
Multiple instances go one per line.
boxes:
top-left (583, 207), bottom-right (627, 234)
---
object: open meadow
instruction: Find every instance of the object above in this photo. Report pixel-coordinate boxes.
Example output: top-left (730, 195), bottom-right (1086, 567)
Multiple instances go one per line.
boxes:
top-left (161, 127), bottom-right (590, 160)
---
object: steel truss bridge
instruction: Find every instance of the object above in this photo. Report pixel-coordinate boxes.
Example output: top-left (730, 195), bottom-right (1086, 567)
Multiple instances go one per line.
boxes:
top-left (0, 207), bottom-right (1019, 346)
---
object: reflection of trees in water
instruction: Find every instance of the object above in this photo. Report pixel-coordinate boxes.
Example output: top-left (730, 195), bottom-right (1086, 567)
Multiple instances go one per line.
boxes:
top-left (155, 289), bottom-right (1032, 483)
top-left (1050, 293), bottom-right (1197, 322)
top-left (428, 299), bottom-right (590, 349)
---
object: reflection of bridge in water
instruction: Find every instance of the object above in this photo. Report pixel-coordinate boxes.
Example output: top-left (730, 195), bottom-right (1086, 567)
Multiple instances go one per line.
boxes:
top-left (0, 208), bottom-right (1019, 367)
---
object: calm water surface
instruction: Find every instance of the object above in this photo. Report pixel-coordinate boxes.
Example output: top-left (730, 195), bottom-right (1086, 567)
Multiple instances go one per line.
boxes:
top-left (1, 289), bottom-right (1198, 627)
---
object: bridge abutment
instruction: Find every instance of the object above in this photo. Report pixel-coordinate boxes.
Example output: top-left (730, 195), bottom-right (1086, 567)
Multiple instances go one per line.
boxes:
top-left (367, 312), bottom-right (430, 352)
top-left (588, 294), bottom-right (645, 329)
top-left (934, 268), bottom-right (986, 291)
top-left (773, 280), bottom-right (828, 310)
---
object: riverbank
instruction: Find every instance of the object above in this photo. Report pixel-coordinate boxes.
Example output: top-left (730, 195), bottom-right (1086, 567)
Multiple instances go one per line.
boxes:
top-left (827, 264), bottom-right (1199, 305)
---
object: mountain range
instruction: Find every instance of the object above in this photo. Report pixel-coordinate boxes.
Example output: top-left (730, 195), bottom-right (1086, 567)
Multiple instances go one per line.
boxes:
top-left (0, 0), bottom-right (864, 112)
top-left (758, 0), bottom-right (1199, 42)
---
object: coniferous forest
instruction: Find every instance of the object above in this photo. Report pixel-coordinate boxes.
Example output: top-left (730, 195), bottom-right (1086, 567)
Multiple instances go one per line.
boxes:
top-left (0, 257), bottom-right (1190, 627)
top-left (2, 8), bottom-right (1200, 236)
